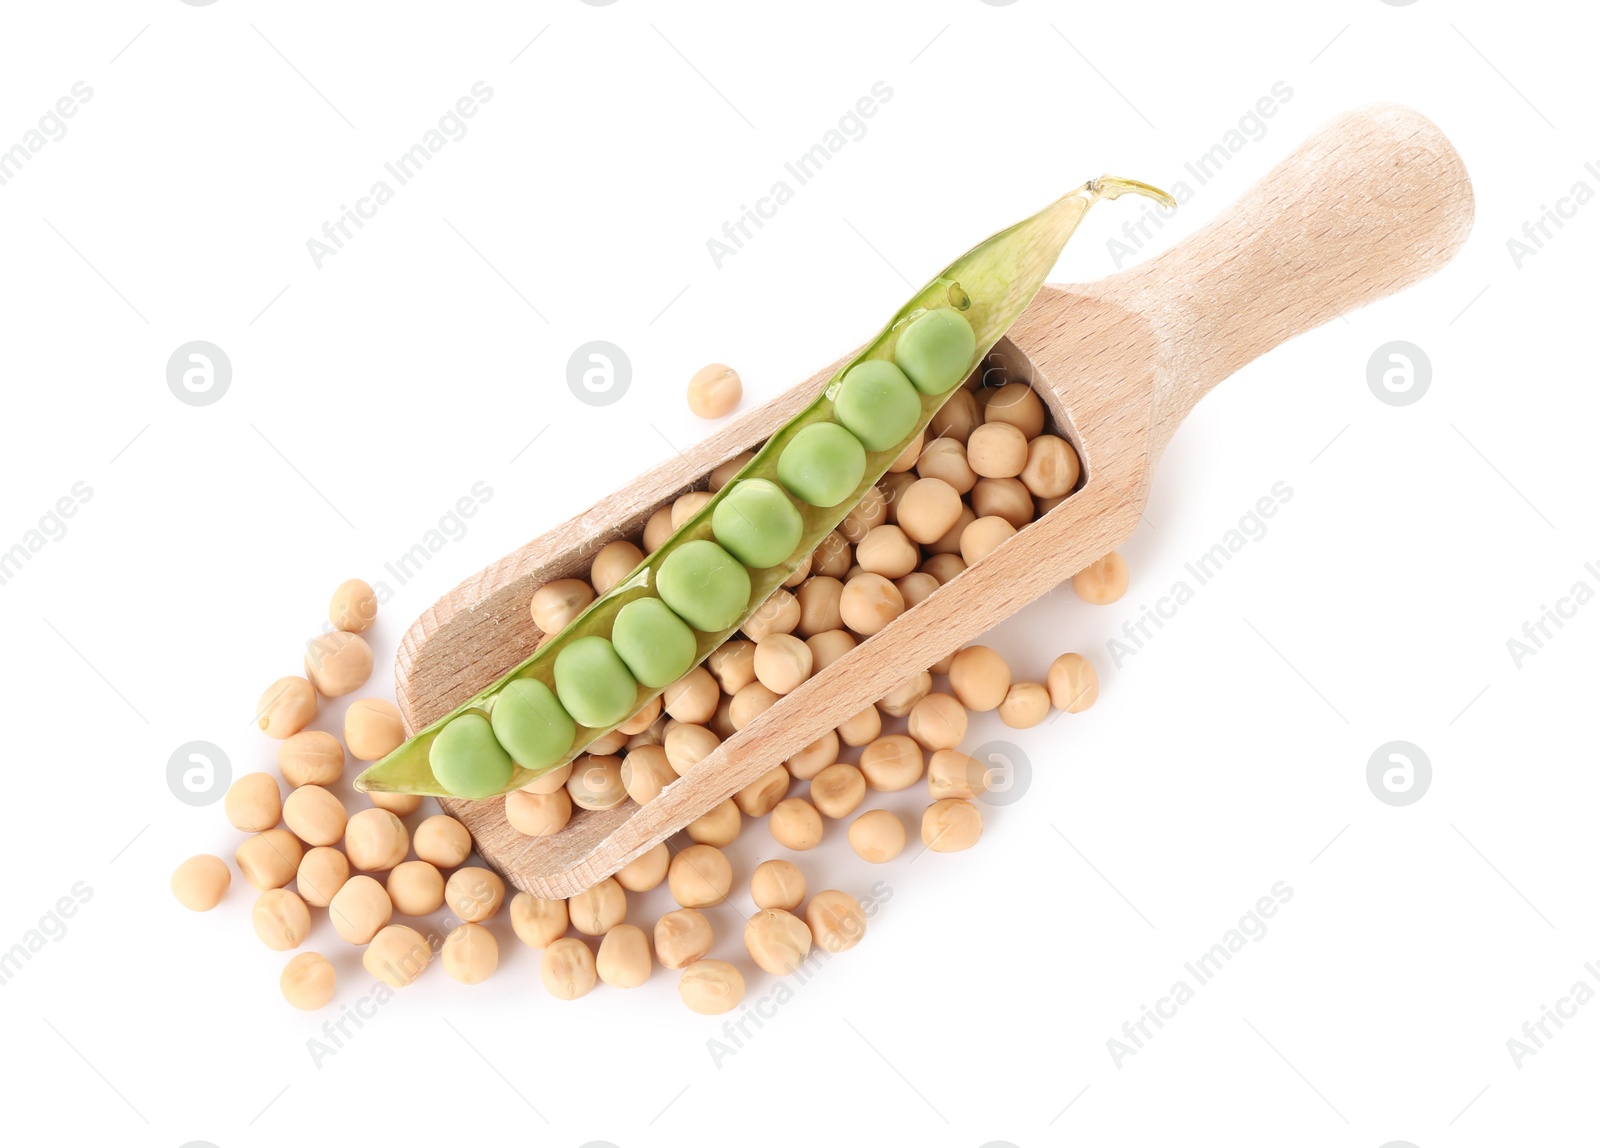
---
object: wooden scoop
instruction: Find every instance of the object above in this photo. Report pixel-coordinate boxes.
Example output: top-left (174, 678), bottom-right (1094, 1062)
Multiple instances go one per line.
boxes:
top-left (395, 103), bottom-right (1472, 898)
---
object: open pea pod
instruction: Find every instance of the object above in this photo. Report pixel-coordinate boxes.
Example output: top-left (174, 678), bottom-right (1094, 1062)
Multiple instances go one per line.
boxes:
top-left (356, 175), bottom-right (1173, 799)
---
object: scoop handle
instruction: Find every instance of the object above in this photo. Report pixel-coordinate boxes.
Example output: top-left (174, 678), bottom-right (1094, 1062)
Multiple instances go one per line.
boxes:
top-left (1086, 102), bottom-right (1474, 451)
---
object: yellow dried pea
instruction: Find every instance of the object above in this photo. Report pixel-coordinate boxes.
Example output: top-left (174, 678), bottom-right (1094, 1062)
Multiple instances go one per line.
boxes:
top-left (592, 539), bottom-right (646, 595)
top-left (860, 735), bottom-right (924, 792)
top-left (960, 515), bottom-right (1016, 564)
top-left (809, 763), bottom-right (866, 820)
top-left (225, 772), bottom-right (282, 833)
top-left (998, 681), bottom-right (1050, 728)
top-left (281, 784), bottom-right (347, 847)
top-left (769, 797), bottom-right (824, 850)
top-left (709, 450), bottom-right (755, 491)
top-left (679, 960), bottom-right (745, 1014)
top-left (948, 645), bottom-right (1010, 712)
top-left (982, 381), bottom-right (1047, 437)
top-left (509, 892), bottom-right (569, 949)
top-left (366, 924), bottom-right (431, 988)
top-left (530, 578), bottom-right (595, 634)
top-left (621, 744), bottom-right (677, 805)
top-left (643, 506), bottom-right (675, 554)
top-left (542, 937), bottom-right (598, 1000)
top-left (569, 877), bottom-right (627, 936)
top-left (597, 924), bottom-right (653, 988)
top-left (296, 846), bottom-right (349, 907)
top-left (236, 829), bottom-right (303, 891)
top-left (344, 808), bottom-right (408, 871)
top-left (655, 908), bottom-right (714, 969)
top-left (743, 590), bottom-right (801, 643)
top-left (806, 890), bottom-right (866, 954)
top-left (278, 729), bottom-right (344, 787)
top-left (927, 750), bottom-right (991, 801)
top-left (687, 798), bottom-right (742, 847)
top-left (1020, 434), bottom-right (1080, 498)
top-left (668, 844), bottom-right (733, 908)
top-left (615, 842), bottom-right (670, 893)
top-left (907, 693), bottom-right (968, 752)
top-left (280, 952), bottom-right (337, 1010)
top-left (921, 799), bottom-right (984, 852)
top-left (877, 671), bottom-right (932, 718)
top-left (725, 758), bottom-right (787, 816)
top-left (688, 363), bottom-right (742, 419)
top-left (442, 922), bottom-right (499, 985)
top-left (753, 633), bottom-right (813, 694)
top-left (413, 814), bottom-right (472, 868)
top-left (1072, 551), bottom-right (1129, 604)
top-left (567, 754), bottom-right (627, 811)
top-left (855, 525), bottom-right (919, 579)
top-left (171, 854), bottom-right (230, 911)
top-left (344, 697), bottom-right (405, 762)
top-left (729, 681), bottom-right (781, 729)
top-left (253, 888), bottom-right (311, 951)
top-left (445, 867), bottom-right (506, 924)
top-left (839, 573), bottom-right (904, 636)
top-left (330, 875), bottom-right (392, 944)
top-left (897, 477), bottom-right (964, 545)
top-left (386, 860), bottom-right (445, 916)
top-left (329, 578), bottom-right (378, 634)
top-left (663, 666), bottom-right (719, 724)
top-left (745, 908), bottom-right (813, 975)
top-left (795, 577), bottom-right (844, 636)
top-left (848, 809), bottom-right (906, 862)
top-left (1047, 652), bottom-right (1099, 713)
top-left (836, 705), bottom-right (881, 749)
top-left (706, 639), bottom-right (758, 693)
top-left (917, 438), bottom-right (977, 494)
top-left (805, 629), bottom-right (857, 673)
top-left (256, 676), bottom-right (317, 739)
top-left (664, 724), bottom-right (721, 776)
top-left (750, 859), bottom-right (806, 911)
top-left (304, 630), bottom-right (373, 697)
top-left (520, 762), bottom-right (573, 796)
top-left (971, 476), bottom-right (1034, 528)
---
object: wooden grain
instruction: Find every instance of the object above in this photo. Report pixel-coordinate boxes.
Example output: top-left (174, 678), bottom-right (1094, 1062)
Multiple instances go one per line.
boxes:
top-left (400, 104), bottom-right (1473, 898)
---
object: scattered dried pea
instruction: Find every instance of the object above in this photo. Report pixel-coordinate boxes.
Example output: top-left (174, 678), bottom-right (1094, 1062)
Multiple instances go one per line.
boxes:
top-left (171, 854), bottom-right (230, 911)
top-left (688, 363), bottom-right (742, 419)
top-left (442, 922), bottom-right (499, 984)
top-left (387, 861), bottom-right (445, 916)
top-left (998, 681), bottom-right (1050, 729)
top-left (745, 908), bottom-right (813, 975)
top-left (253, 888), bottom-right (311, 951)
top-left (750, 859), bottom-right (807, 911)
top-left (810, 763), bottom-right (866, 820)
top-left (596, 924), bottom-right (652, 988)
top-left (907, 693), bottom-right (969, 752)
top-left (687, 798), bottom-right (742, 847)
top-left (236, 829), bottom-right (303, 891)
top-left (256, 676), bottom-right (317, 739)
top-left (445, 867), bottom-right (505, 923)
top-left (1047, 652), bottom-right (1099, 713)
top-left (344, 698), bottom-right (405, 762)
top-left (278, 730), bottom-right (344, 787)
top-left (280, 951), bottom-right (336, 1010)
top-left (281, 784), bottom-right (346, 847)
top-left (1072, 551), bottom-right (1129, 604)
top-left (344, 808), bottom-right (408, 871)
top-left (679, 959), bottom-right (745, 1014)
top-left (615, 843), bottom-right (670, 893)
top-left (948, 645), bottom-right (1010, 712)
top-left (330, 875), bottom-right (392, 944)
top-left (509, 892), bottom-right (569, 949)
top-left (365, 924), bottom-right (431, 988)
top-left (329, 578), bottom-right (378, 634)
top-left (806, 889), bottom-right (866, 953)
top-left (921, 799), bottom-right (984, 852)
top-left (769, 797), bottom-right (824, 850)
top-left (848, 809), bottom-right (906, 862)
top-left (569, 877), bottom-right (627, 936)
top-left (412, 814), bottom-right (471, 868)
top-left (667, 844), bottom-right (732, 908)
top-left (655, 908), bottom-right (714, 970)
top-left (225, 773), bottom-right (282, 833)
top-left (304, 630), bottom-right (373, 697)
top-left (296, 847), bottom-right (349, 907)
top-left (541, 938), bottom-right (597, 1000)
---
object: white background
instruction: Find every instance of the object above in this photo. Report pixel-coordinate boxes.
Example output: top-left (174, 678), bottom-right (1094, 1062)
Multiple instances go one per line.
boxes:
top-left (1, 1), bottom-right (1595, 1145)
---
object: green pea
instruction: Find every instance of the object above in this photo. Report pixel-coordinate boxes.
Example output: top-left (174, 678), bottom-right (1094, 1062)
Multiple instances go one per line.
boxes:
top-left (553, 636), bottom-right (638, 729)
top-left (429, 712), bottom-right (515, 799)
top-left (656, 539), bottom-right (752, 632)
top-left (490, 678), bottom-right (575, 769)
top-left (711, 478), bottom-right (805, 569)
top-left (777, 423), bottom-right (867, 508)
top-left (833, 360), bottom-right (922, 452)
top-left (612, 597), bottom-right (697, 687)
top-left (894, 308), bottom-right (976, 395)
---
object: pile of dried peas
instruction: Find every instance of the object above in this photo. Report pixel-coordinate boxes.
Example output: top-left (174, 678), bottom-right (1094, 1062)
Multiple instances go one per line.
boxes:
top-left (171, 366), bottom-right (1128, 1015)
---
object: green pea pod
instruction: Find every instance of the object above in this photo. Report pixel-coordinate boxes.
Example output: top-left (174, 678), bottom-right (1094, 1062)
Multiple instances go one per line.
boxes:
top-left (357, 175), bottom-right (1173, 798)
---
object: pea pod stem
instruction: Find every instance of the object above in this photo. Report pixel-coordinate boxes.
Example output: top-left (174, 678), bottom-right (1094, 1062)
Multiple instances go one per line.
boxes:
top-left (357, 175), bottom-right (1171, 798)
